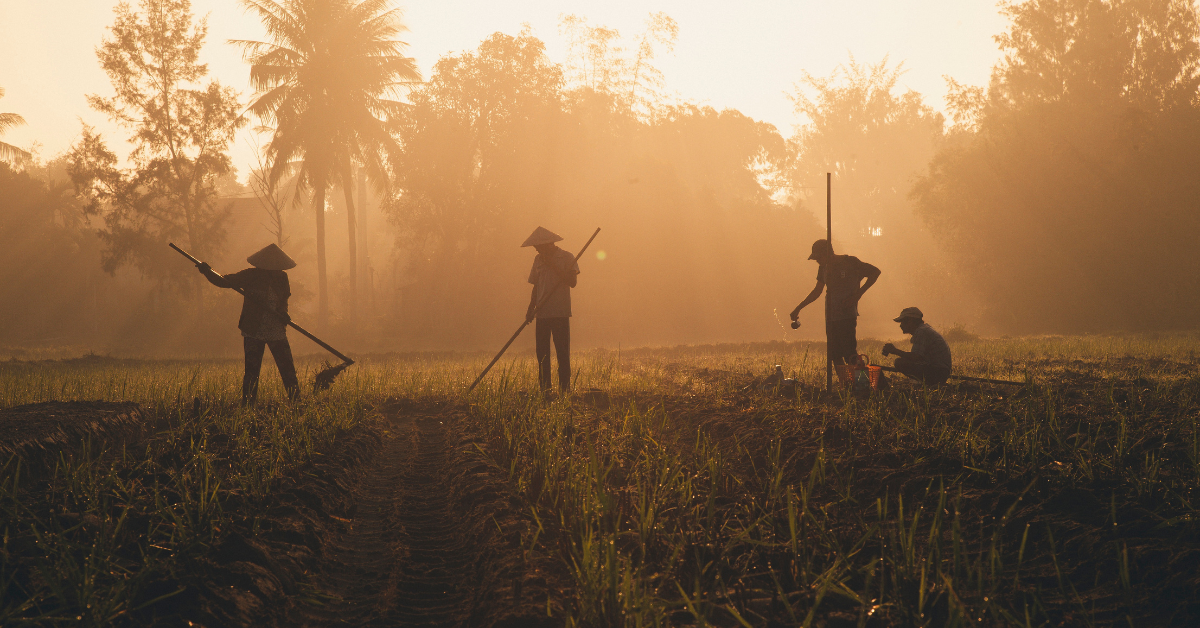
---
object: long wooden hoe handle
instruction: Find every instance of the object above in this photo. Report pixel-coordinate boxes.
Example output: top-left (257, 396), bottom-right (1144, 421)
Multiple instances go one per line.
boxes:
top-left (877, 365), bottom-right (1023, 386)
top-left (168, 243), bottom-right (354, 366)
top-left (465, 228), bottom-right (601, 395)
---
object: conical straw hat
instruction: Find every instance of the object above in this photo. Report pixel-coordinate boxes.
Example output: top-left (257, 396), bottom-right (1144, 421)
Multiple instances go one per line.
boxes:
top-left (246, 243), bottom-right (297, 270)
top-left (521, 226), bottom-right (563, 247)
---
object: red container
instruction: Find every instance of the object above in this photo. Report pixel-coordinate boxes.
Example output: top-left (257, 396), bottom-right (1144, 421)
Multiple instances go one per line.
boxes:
top-left (834, 355), bottom-right (882, 390)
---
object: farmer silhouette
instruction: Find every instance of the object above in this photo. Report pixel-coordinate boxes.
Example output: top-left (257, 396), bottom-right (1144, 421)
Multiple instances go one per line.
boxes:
top-left (790, 239), bottom-right (881, 365)
top-left (882, 307), bottom-right (952, 385)
top-left (523, 227), bottom-right (579, 398)
top-left (198, 244), bottom-right (300, 404)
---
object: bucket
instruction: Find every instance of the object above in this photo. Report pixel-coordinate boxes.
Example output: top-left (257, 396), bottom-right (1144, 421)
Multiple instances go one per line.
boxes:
top-left (834, 354), bottom-right (882, 391)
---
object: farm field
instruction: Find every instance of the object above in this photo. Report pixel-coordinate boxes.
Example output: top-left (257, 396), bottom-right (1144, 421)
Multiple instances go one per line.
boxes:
top-left (2, 333), bottom-right (1199, 626)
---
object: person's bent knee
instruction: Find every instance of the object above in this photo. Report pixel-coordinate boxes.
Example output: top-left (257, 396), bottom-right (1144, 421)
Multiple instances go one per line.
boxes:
top-left (894, 357), bottom-right (929, 383)
top-left (927, 369), bottom-right (951, 386)
top-left (893, 356), bottom-right (917, 374)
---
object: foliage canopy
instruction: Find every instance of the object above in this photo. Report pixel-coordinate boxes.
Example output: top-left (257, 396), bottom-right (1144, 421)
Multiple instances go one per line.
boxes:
top-left (236, 0), bottom-right (421, 329)
top-left (68, 0), bottom-right (243, 283)
top-left (914, 0), bottom-right (1200, 332)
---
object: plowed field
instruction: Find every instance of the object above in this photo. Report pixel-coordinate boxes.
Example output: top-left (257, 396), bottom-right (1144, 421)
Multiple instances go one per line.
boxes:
top-left (2, 335), bottom-right (1199, 626)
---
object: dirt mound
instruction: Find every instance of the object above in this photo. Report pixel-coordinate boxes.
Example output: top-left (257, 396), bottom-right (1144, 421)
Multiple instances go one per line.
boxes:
top-left (0, 400), bottom-right (144, 474)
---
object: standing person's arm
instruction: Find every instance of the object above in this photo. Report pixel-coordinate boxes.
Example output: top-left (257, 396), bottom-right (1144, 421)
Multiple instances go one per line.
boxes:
top-left (197, 263), bottom-right (234, 288)
top-left (526, 258), bottom-right (540, 323)
top-left (564, 258), bottom-right (579, 288)
top-left (857, 262), bottom-right (881, 300)
top-left (526, 285), bottom-right (538, 323)
top-left (791, 279), bottom-right (825, 321)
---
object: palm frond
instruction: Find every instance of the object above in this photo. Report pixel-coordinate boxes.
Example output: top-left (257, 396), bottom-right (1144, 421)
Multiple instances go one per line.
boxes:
top-left (242, 0), bottom-right (422, 197)
top-left (0, 85), bottom-right (31, 166)
top-left (0, 111), bottom-right (27, 135)
top-left (0, 140), bottom-right (32, 166)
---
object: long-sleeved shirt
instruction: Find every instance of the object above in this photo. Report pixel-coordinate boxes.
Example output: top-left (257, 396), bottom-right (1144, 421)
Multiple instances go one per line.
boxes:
top-left (203, 268), bottom-right (290, 341)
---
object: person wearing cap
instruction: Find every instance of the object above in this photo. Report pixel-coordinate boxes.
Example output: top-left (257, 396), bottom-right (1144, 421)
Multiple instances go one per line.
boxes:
top-left (882, 307), bottom-right (952, 385)
top-left (522, 227), bottom-right (580, 397)
top-left (790, 239), bottom-right (881, 365)
top-left (197, 244), bottom-right (300, 404)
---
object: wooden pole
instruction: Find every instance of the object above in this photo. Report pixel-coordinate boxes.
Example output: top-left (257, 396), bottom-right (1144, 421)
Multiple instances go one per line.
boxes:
top-left (826, 172), bottom-right (833, 392)
top-left (877, 366), bottom-right (1024, 387)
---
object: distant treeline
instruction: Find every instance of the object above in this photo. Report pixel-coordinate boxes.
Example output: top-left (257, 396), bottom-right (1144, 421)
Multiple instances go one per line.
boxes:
top-left (1, 0), bottom-right (1198, 354)
top-left (0, 160), bottom-right (241, 354)
top-left (385, 30), bottom-right (818, 349)
top-left (912, 0), bottom-right (1200, 333)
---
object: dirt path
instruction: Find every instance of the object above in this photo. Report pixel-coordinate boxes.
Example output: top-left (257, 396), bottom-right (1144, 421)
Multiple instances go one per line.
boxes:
top-left (280, 409), bottom-right (409, 626)
top-left (387, 410), bottom-right (477, 625)
top-left (286, 401), bottom-right (558, 628)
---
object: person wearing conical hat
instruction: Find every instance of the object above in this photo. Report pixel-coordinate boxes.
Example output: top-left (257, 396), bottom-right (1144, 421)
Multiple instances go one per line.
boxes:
top-left (523, 227), bottom-right (580, 398)
top-left (197, 243), bottom-right (300, 404)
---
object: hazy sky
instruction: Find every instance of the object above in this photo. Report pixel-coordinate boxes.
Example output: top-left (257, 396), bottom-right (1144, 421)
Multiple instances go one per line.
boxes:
top-left (0, 0), bottom-right (1008, 176)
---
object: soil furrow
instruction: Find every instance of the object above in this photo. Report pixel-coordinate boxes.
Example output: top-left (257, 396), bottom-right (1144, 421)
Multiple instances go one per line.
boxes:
top-left (285, 417), bottom-right (410, 627)
top-left (385, 412), bottom-right (476, 627)
top-left (277, 401), bottom-right (562, 627)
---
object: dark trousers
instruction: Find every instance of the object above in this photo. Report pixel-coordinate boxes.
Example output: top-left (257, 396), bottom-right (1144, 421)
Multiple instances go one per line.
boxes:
top-left (894, 356), bottom-right (951, 385)
top-left (826, 318), bottom-right (859, 365)
top-left (243, 336), bottom-right (300, 404)
top-left (535, 317), bottom-right (571, 394)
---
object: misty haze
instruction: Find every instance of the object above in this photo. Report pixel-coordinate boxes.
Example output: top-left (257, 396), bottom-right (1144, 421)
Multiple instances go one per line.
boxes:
top-left (1, 0), bottom-right (1199, 625)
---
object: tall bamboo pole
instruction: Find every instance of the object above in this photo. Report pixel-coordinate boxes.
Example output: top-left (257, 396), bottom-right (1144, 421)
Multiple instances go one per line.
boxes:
top-left (826, 172), bottom-right (833, 392)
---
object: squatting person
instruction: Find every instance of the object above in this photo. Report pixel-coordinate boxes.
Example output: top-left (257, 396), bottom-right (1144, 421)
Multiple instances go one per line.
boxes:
top-left (523, 227), bottom-right (580, 398)
top-left (882, 307), bottom-right (952, 385)
top-left (199, 243), bottom-right (300, 404)
top-left (790, 239), bottom-right (881, 365)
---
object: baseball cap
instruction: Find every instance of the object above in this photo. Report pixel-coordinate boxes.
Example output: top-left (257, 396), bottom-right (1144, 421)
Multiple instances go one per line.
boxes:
top-left (893, 307), bottom-right (924, 322)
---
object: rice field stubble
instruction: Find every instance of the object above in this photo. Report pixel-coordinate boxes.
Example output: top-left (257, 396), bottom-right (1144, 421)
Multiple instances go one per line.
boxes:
top-left (1, 333), bottom-right (1198, 626)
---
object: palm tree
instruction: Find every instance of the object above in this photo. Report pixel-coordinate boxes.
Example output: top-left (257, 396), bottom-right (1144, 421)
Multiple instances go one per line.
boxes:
top-left (0, 87), bottom-right (32, 167)
top-left (235, 0), bottom-right (419, 331)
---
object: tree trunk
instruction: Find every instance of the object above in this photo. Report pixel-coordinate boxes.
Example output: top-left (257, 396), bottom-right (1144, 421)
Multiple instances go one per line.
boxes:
top-left (358, 173), bottom-right (370, 314)
top-left (315, 185), bottom-right (329, 331)
top-left (341, 161), bottom-right (358, 333)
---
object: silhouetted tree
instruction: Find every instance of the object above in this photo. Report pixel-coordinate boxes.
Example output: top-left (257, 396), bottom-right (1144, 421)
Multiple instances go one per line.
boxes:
top-left (560, 13), bottom-right (678, 119)
top-left (560, 16), bottom-right (623, 93)
top-left (0, 87), bottom-right (32, 167)
top-left (235, 0), bottom-right (420, 331)
top-left (386, 29), bottom-right (817, 348)
top-left (246, 135), bottom-right (296, 248)
top-left (789, 58), bottom-right (944, 241)
top-left (68, 0), bottom-right (243, 287)
top-left (0, 160), bottom-right (104, 344)
top-left (387, 31), bottom-right (563, 338)
top-left (913, 0), bottom-right (1200, 332)
top-left (626, 13), bottom-right (678, 118)
top-left (787, 57), bottom-right (953, 322)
